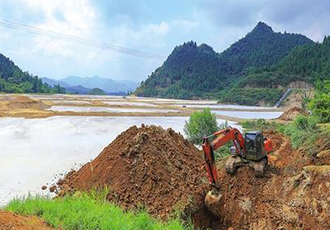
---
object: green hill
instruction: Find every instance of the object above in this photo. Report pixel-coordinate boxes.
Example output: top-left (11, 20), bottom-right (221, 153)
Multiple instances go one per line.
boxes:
top-left (87, 88), bottom-right (107, 95)
top-left (135, 22), bottom-right (314, 99)
top-left (0, 53), bottom-right (64, 94)
top-left (219, 36), bottom-right (330, 105)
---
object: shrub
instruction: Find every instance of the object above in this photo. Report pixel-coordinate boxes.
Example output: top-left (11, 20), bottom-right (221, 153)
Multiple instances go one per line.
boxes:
top-left (184, 108), bottom-right (219, 145)
top-left (282, 115), bottom-right (319, 148)
top-left (184, 108), bottom-right (230, 159)
top-left (308, 93), bottom-right (330, 123)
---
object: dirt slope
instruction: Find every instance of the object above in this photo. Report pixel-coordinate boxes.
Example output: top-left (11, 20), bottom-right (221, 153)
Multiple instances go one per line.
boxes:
top-left (0, 211), bottom-right (54, 230)
top-left (58, 125), bottom-right (212, 224)
top-left (278, 107), bottom-right (308, 121)
top-left (211, 132), bottom-right (330, 230)
top-left (57, 126), bottom-right (330, 230)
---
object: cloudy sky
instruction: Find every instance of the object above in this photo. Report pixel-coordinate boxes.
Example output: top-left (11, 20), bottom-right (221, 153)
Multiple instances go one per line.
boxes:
top-left (0, 0), bottom-right (329, 82)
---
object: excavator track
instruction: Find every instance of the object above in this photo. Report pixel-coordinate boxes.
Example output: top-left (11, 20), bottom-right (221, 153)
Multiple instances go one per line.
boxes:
top-left (225, 155), bottom-right (268, 177)
top-left (251, 156), bottom-right (268, 177)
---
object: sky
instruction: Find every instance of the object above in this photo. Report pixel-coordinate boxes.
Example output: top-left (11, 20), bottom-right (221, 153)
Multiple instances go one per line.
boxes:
top-left (0, 0), bottom-right (329, 83)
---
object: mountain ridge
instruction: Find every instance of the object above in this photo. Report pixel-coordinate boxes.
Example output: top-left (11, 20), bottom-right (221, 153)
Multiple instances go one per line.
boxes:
top-left (0, 53), bottom-right (64, 93)
top-left (61, 75), bottom-right (138, 93)
top-left (42, 75), bottom-right (139, 95)
top-left (135, 21), bottom-right (314, 100)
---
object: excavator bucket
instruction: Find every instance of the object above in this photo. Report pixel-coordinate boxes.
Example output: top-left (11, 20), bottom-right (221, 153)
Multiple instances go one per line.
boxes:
top-left (204, 189), bottom-right (225, 218)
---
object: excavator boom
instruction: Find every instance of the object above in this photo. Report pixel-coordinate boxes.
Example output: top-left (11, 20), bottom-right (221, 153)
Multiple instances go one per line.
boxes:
top-left (202, 128), bottom-right (246, 188)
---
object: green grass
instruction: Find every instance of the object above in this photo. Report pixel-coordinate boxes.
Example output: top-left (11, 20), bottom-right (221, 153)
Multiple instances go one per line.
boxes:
top-left (241, 119), bottom-right (284, 132)
top-left (5, 192), bottom-right (193, 230)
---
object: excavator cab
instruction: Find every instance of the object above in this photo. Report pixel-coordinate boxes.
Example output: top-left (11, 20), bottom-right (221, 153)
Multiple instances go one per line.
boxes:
top-left (225, 130), bottom-right (270, 177)
top-left (244, 131), bottom-right (267, 161)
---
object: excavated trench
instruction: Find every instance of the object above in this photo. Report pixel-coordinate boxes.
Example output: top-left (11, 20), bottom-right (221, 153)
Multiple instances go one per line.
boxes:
top-left (54, 125), bottom-right (330, 230)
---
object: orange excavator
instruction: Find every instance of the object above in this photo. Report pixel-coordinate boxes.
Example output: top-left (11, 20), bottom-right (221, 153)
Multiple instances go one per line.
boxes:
top-left (202, 127), bottom-right (272, 216)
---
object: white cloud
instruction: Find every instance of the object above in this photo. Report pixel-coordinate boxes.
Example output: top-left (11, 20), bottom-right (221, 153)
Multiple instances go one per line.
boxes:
top-left (172, 20), bottom-right (199, 30)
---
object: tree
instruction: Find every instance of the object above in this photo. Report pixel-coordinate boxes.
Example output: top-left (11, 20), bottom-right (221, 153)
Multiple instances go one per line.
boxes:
top-left (184, 108), bottom-right (230, 159)
top-left (184, 108), bottom-right (219, 145)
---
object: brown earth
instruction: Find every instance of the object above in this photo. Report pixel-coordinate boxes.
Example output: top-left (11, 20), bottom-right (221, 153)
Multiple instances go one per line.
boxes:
top-left (278, 106), bottom-right (308, 121)
top-left (0, 211), bottom-right (54, 230)
top-left (210, 131), bottom-right (330, 230)
top-left (57, 125), bottom-right (215, 227)
top-left (0, 96), bottom-right (50, 110)
top-left (55, 125), bottom-right (330, 230)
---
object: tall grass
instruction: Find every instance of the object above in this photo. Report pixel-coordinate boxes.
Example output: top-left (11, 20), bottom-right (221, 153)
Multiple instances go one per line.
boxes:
top-left (5, 192), bottom-right (193, 230)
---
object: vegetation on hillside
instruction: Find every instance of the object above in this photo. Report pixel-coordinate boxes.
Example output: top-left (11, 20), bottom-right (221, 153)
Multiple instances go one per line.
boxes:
top-left (240, 36), bottom-right (330, 88)
top-left (6, 191), bottom-right (192, 230)
top-left (219, 36), bottom-right (330, 105)
top-left (135, 22), bottom-right (313, 101)
top-left (219, 22), bottom-right (314, 74)
top-left (0, 53), bottom-right (65, 94)
top-left (87, 88), bottom-right (107, 95)
top-left (218, 88), bottom-right (283, 106)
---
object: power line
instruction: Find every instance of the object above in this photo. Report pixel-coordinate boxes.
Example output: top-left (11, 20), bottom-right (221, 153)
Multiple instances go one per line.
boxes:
top-left (0, 20), bottom-right (165, 60)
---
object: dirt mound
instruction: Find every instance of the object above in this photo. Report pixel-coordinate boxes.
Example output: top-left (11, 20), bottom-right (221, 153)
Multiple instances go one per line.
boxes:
top-left (0, 211), bottom-right (54, 230)
top-left (58, 125), bottom-right (212, 223)
top-left (0, 96), bottom-right (49, 110)
top-left (279, 107), bottom-right (308, 121)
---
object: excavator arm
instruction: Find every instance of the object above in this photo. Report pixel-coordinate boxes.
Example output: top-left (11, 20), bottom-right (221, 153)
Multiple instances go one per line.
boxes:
top-left (203, 128), bottom-right (273, 217)
top-left (202, 128), bottom-right (245, 188)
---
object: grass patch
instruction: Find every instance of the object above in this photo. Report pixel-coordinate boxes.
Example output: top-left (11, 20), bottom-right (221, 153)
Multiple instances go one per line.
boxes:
top-left (241, 119), bottom-right (284, 132)
top-left (5, 192), bottom-right (193, 230)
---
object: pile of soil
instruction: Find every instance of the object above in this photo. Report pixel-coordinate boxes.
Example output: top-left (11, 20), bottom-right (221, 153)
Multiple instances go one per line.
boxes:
top-left (0, 96), bottom-right (49, 110)
top-left (57, 126), bottom-right (330, 230)
top-left (278, 107), bottom-right (308, 121)
top-left (211, 132), bottom-right (330, 230)
top-left (58, 125), bottom-right (212, 223)
top-left (0, 211), bottom-right (54, 230)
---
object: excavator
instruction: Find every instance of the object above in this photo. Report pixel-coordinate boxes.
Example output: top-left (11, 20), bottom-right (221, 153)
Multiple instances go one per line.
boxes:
top-left (202, 127), bottom-right (272, 216)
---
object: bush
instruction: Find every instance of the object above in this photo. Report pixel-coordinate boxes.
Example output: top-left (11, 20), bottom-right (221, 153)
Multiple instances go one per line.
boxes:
top-left (282, 115), bottom-right (319, 148)
top-left (308, 93), bottom-right (330, 123)
top-left (184, 108), bottom-right (219, 145)
top-left (241, 119), bottom-right (283, 131)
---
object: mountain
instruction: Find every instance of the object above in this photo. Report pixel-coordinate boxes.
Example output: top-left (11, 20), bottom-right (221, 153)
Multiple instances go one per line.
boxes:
top-left (42, 76), bottom-right (136, 95)
top-left (218, 22), bottom-right (314, 74)
top-left (65, 85), bottom-right (91, 94)
top-left (135, 22), bottom-right (314, 99)
top-left (87, 88), bottom-right (107, 95)
top-left (0, 54), bottom-right (64, 93)
top-left (41, 77), bottom-right (91, 94)
top-left (41, 77), bottom-right (71, 88)
top-left (218, 36), bottom-right (330, 105)
top-left (135, 42), bottom-right (223, 99)
top-left (61, 75), bottom-right (139, 93)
